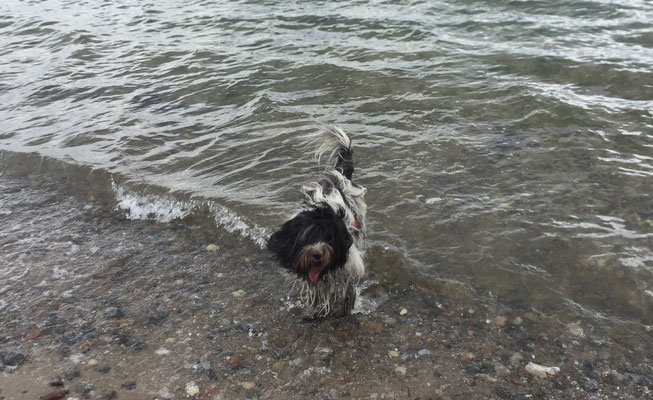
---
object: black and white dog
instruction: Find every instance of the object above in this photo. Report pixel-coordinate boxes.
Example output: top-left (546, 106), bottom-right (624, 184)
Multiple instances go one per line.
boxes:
top-left (267, 128), bottom-right (367, 318)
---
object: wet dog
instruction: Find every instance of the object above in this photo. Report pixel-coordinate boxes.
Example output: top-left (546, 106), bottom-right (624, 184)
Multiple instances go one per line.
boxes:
top-left (267, 128), bottom-right (367, 318)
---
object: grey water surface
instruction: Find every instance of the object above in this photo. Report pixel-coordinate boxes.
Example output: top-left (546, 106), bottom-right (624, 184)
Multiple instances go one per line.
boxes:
top-left (1, 0), bottom-right (653, 328)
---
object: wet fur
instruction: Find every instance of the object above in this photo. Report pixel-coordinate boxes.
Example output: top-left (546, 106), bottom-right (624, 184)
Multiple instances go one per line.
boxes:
top-left (267, 127), bottom-right (367, 318)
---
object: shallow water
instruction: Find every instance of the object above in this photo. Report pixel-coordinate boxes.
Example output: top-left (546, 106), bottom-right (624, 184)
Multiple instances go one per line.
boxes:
top-left (1, 0), bottom-right (653, 328)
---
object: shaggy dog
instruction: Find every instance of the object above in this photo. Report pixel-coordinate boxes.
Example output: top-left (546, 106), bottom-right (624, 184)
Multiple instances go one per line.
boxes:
top-left (267, 128), bottom-right (367, 318)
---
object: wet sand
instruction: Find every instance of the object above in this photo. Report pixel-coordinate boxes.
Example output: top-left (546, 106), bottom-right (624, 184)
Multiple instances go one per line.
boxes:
top-left (0, 174), bottom-right (652, 400)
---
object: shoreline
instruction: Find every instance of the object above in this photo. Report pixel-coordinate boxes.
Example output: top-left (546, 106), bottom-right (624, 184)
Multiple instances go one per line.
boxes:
top-left (0, 174), bottom-right (652, 399)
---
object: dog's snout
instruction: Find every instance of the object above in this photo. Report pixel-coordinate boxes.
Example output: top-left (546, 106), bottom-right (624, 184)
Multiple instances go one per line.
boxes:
top-left (311, 251), bottom-right (323, 261)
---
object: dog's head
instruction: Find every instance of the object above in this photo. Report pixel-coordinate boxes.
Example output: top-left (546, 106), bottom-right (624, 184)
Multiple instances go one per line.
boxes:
top-left (267, 204), bottom-right (352, 283)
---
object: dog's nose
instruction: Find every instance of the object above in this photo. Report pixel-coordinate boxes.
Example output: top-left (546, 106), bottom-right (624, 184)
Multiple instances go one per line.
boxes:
top-left (311, 251), bottom-right (323, 261)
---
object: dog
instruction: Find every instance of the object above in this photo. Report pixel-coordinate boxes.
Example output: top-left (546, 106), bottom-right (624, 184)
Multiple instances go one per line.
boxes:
top-left (267, 127), bottom-right (367, 319)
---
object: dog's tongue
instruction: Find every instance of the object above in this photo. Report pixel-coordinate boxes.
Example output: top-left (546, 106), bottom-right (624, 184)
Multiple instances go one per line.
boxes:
top-left (308, 266), bottom-right (321, 282)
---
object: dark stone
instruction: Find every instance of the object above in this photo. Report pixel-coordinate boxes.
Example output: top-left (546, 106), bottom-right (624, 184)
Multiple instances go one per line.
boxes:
top-left (580, 378), bottom-right (599, 392)
top-left (146, 311), bottom-right (168, 326)
top-left (234, 323), bottom-right (251, 333)
top-left (97, 365), bottom-right (111, 374)
top-left (121, 381), bottom-right (136, 390)
top-left (48, 377), bottom-right (65, 387)
top-left (103, 307), bottom-right (124, 319)
top-left (2, 350), bottom-right (26, 366)
top-left (131, 340), bottom-right (146, 351)
top-left (64, 369), bottom-right (81, 381)
top-left (626, 373), bottom-right (653, 388)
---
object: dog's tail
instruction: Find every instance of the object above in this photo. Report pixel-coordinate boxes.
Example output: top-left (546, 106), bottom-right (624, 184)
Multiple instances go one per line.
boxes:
top-left (314, 127), bottom-right (355, 180)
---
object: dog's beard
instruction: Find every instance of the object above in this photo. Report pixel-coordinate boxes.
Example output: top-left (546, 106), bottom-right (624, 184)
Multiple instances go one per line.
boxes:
top-left (295, 242), bottom-right (332, 283)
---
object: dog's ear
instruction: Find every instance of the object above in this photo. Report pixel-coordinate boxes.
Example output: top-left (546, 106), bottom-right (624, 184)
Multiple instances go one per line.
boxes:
top-left (267, 216), bottom-right (302, 268)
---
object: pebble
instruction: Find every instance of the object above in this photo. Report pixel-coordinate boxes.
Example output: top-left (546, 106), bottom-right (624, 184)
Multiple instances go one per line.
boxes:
top-left (580, 378), bottom-right (599, 392)
top-left (232, 290), bottom-right (246, 297)
top-left (205, 244), bottom-right (219, 251)
top-left (394, 366), bottom-right (407, 375)
top-left (75, 382), bottom-right (94, 395)
top-left (87, 358), bottom-right (98, 366)
top-left (566, 321), bottom-right (585, 338)
top-left (164, 337), bottom-right (176, 344)
top-left (103, 307), bottom-right (124, 319)
top-left (25, 330), bottom-right (42, 340)
top-left (241, 382), bottom-right (255, 390)
top-left (1, 350), bottom-right (26, 366)
top-left (70, 353), bottom-right (86, 364)
top-left (399, 308), bottom-right (408, 316)
top-left (227, 356), bottom-right (243, 368)
top-left (155, 348), bottom-right (170, 355)
top-left (417, 349), bottom-right (432, 357)
top-left (185, 381), bottom-right (200, 397)
top-left (384, 317), bottom-right (397, 325)
top-left (388, 350), bottom-right (399, 358)
top-left (121, 381), bottom-right (137, 390)
top-left (494, 316), bottom-right (508, 327)
top-left (64, 370), bottom-right (81, 381)
top-left (509, 352), bottom-right (523, 364)
top-left (41, 391), bottom-right (69, 400)
top-left (271, 361), bottom-right (286, 372)
top-left (459, 353), bottom-right (475, 363)
top-left (512, 316), bottom-right (523, 325)
top-left (97, 366), bottom-right (111, 374)
top-left (524, 361), bottom-right (560, 378)
top-left (49, 377), bottom-right (65, 387)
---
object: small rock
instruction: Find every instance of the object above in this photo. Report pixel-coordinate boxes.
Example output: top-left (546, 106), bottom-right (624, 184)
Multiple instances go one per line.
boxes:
top-left (25, 330), bottom-right (42, 340)
top-left (64, 369), bottom-right (80, 381)
top-left (580, 378), bottom-right (599, 392)
top-left (103, 307), bottom-right (124, 319)
top-left (388, 350), bottom-right (399, 358)
top-left (417, 349), bottom-right (431, 357)
top-left (509, 352), bottom-right (523, 364)
top-left (459, 353), bottom-right (475, 363)
top-left (494, 316), bottom-right (508, 327)
top-left (164, 337), bottom-right (176, 344)
top-left (75, 382), bottom-right (93, 395)
top-left (155, 348), bottom-right (170, 355)
top-left (70, 353), bottom-right (86, 364)
top-left (185, 381), bottom-right (200, 397)
top-left (512, 316), bottom-right (523, 326)
top-left (227, 356), bottom-right (243, 368)
top-left (566, 321), bottom-right (585, 338)
top-left (121, 381), bottom-right (136, 390)
top-left (2, 350), bottom-right (26, 366)
top-left (205, 244), bottom-right (219, 251)
top-left (604, 369), bottom-right (626, 384)
top-left (49, 377), bottom-right (65, 387)
top-left (97, 365), bottom-right (111, 374)
top-left (394, 366), bottom-right (407, 375)
top-left (231, 290), bottom-right (246, 297)
top-left (271, 361), bottom-right (286, 372)
top-left (384, 317), bottom-right (397, 325)
top-left (524, 362), bottom-right (560, 378)
top-left (399, 308), bottom-right (408, 316)
top-left (41, 390), bottom-right (69, 400)
top-left (241, 382), bottom-right (255, 390)
top-left (87, 358), bottom-right (98, 366)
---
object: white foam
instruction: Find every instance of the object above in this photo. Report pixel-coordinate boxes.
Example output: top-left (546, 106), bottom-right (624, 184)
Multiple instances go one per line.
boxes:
top-left (112, 180), bottom-right (194, 223)
top-left (112, 180), bottom-right (268, 248)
